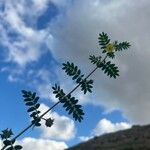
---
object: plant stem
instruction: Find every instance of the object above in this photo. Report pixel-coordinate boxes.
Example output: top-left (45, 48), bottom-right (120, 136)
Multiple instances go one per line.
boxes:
top-left (37, 55), bottom-right (108, 120)
top-left (1, 55), bottom-right (107, 150)
top-left (39, 55), bottom-right (108, 119)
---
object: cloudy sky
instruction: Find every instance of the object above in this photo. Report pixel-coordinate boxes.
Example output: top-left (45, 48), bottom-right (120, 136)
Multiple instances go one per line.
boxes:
top-left (0, 0), bottom-right (150, 149)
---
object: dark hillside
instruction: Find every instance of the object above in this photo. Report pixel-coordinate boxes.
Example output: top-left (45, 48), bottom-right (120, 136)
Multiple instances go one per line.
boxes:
top-left (67, 125), bottom-right (150, 150)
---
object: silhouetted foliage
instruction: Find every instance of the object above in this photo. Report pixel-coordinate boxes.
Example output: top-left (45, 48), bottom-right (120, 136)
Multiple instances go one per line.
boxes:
top-left (1, 32), bottom-right (130, 150)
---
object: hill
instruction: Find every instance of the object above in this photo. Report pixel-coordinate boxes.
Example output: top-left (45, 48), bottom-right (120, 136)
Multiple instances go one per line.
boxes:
top-left (67, 125), bottom-right (150, 150)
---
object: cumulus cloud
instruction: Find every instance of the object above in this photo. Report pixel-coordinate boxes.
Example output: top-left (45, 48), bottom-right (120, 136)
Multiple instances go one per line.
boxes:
top-left (0, 103), bottom-right (74, 150)
top-left (93, 118), bottom-right (131, 136)
top-left (18, 137), bottom-right (68, 150)
top-left (30, 68), bottom-right (58, 100)
top-left (0, 0), bottom-right (51, 67)
top-left (0, 138), bottom-right (67, 150)
top-left (0, 0), bottom-right (72, 88)
top-left (32, 0), bottom-right (49, 12)
top-left (0, 103), bottom-right (75, 149)
top-left (79, 118), bottom-right (131, 142)
top-left (0, 140), bottom-right (2, 148)
top-left (48, 0), bottom-right (150, 124)
top-left (39, 103), bottom-right (76, 140)
top-left (79, 136), bottom-right (92, 142)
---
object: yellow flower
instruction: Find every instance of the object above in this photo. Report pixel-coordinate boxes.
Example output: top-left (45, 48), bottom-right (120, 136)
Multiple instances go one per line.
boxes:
top-left (105, 43), bottom-right (115, 53)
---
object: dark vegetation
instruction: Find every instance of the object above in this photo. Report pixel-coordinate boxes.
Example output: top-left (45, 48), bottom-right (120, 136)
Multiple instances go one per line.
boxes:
top-left (67, 125), bottom-right (150, 150)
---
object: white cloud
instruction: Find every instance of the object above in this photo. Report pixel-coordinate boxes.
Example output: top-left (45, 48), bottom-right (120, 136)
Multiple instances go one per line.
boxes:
top-left (0, 103), bottom-right (74, 148)
top-left (0, 140), bottom-right (3, 149)
top-left (39, 103), bottom-right (76, 141)
top-left (32, 0), bottom-right (49, 12)
top-left (7, 45), bottom-right (43, 67)
top-left (8, 74), bottom-right (19, 82)
top-left (0, 0), bottom-right (50, 67)
top-left (48, 0), bottom-right (150, 124)
top-left (79, 136), bottom-right (93, 142)
top-left (79, 118), bottom-right (131, 142)
top-left (27, 67), bottom-right (59, 101)
top-left (0, 104), bottom-right (73, 150)
top-left (37, 83), bottom-right (53, 100)
top-left (93, 118), bottom-right (131, 136)
top-left (0, 137), bottom-right (68, 150)
top-left (18, 137), bottom-right (68, 150)
top-left (0, 66), bottom-right (25, 82)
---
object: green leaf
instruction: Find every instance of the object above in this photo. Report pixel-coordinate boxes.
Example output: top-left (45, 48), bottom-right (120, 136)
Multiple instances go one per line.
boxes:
top-left (52, 84), bottom-right (66, 103)
top-left (68, 109), bottom-right (73, 115)
top-left (24, 98), bottom-right (32, 102)
top-left (0, 128), bottom-right (13, 139)
top-left (98, 32), bottom-right (110, 51)
top-left (52, 85), bottom-right (84, 122)
top-left (21, 90), bottom-right (28, 95)
top-left (35, 103), bottom-right (40, 109)
top-left (75, 104), bottom-right (82, 109)
top-left (30, 111), bottom-right (40, 118)
top-left (70, 97), bottom-right (78, 105)
top-left (63, 101), bottom-right (70, 108)
top-left (32, 117), bottom-right (41, 127)
top-left (25, 102), bottom-right (34, 106)
top-left (62, 62), bottom-right (84, 84)
top-left (33, 97), bottom-right (39, 104)
top-left (65, 105), bottom-right (71, 111)
top-left (100, 61), bottom-right (119, 78)
top-left (32, 92), bottom-right (36, 99)
top-left (80, 79), bottom-right (93, 94)
top-left (22, 90), bottom-right (41, 125)
top-left (3, 140), bottom-right (11, 146)
top-left (14, 145), bottom-right (23, 149)
top-left (27, 107), bottom-right (35, 112)
top-left (89, 55), bottom-right (102, 67)
top-left (76, 75), bottom-right (84, 84)
top-left (59, 97), bottom-right (67, 103)
top-left (27, 91), bottom-right (32, 96)
top-left (115, 41), bottom-right (131, 51)
top-left (34, 122), bottom-right (41, 127)
top-left (107, 52), bottom-right (115, 59)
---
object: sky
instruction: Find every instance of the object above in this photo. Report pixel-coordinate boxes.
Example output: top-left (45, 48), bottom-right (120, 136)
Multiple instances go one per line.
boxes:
top-left (0, 0), bottom-right (150, 149)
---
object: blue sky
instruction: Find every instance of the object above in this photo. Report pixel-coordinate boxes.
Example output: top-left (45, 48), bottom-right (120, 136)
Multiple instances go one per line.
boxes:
top-left (1, 0), bottom-right (150, 149)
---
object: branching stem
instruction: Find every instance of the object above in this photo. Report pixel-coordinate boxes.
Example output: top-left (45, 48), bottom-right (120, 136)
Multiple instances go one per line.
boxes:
top-left (1, 55), bottom-right (107, 150)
